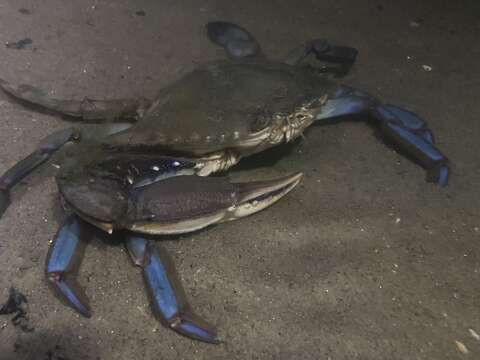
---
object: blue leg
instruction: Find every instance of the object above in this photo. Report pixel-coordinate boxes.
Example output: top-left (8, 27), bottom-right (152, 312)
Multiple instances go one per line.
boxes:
top-left (316, 86), bottom-right (450, 186)
top-left (46, 215), bottom-right (91, 317)
top-left (125, 235), bottom-right (219, 344)
top-left (0, 128), bottom-right (79, 218)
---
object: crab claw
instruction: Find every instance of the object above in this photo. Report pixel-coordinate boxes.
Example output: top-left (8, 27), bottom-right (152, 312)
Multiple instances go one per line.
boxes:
top-left (127, 172), bottom-right (303, 235)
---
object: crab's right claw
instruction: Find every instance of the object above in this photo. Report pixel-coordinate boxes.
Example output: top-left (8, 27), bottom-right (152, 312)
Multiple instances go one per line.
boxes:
top-left (126, 236), bottom-right (220, 344)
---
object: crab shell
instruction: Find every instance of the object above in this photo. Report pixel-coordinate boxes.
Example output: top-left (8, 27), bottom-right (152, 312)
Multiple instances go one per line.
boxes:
top-left (105, 61), bottom-right (334, 157)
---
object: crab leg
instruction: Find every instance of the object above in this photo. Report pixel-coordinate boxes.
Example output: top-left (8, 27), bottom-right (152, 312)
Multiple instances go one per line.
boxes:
top-left (0, 128), bottom-right (78, 218)
top-left (46, 216), bottom-right (91, 317)
top-left (206, 21), bottom-right (260, 58)
top-left (125, 236), bottom-right (219, 343)
top-left (284, 39), bottom-right (358, 77)
top-left (0, 79), bottom-right (150, 121)
top-left (316, 86), bottom-right (449, 186)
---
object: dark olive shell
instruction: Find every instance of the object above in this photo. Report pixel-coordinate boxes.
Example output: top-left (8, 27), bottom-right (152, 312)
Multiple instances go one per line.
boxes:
top-left (106, 61), bottom-right (335, 155)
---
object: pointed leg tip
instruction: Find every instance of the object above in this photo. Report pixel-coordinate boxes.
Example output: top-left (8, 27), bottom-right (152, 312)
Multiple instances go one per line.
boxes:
top-left (436, 165), bottom-right (449, 187)
top-left (0, 190), bottom-right (10, 218)
top-left (79, 307), bottom-right (92, 318)
top-left (427, 165), bottom-right (449, 187)
top-left (170, 317), bottom-right (220, 344)
top-left (48, 275), bottom-right (91, 319)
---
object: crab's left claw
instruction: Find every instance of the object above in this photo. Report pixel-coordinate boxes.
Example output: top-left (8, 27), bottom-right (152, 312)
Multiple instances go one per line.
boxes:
top-left (126, 172), bottom-right (303, 235)
top-left (316, 86), bottom-right (450, 186)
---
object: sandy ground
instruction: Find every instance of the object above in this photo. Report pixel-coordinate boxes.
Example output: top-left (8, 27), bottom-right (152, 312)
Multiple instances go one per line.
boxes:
top-left (0, 0), bottom-right (479, 359)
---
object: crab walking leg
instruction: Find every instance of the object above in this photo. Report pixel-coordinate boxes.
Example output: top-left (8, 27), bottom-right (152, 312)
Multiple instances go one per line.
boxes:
top-left (125, 236), bottom-right (219, 343)
top-left (206, 21), bottom-right (260, 58)
top-left (316, 86), bottom-right (449, 186)
top-left (0, 79), bottom-right (150, 121)
top-left (0, 128), bottom-right (78, 218)
top-left (46, 216), bottom-right (91, 317)
top-left (283, 39), bottom-right (358, 77)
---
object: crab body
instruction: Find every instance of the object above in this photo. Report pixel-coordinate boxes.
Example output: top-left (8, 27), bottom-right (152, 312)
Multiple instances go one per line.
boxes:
top-left (108, 61), bottom-right (333, 156)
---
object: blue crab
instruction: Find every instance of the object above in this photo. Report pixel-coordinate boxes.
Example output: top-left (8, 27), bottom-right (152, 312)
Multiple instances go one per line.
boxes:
top-left (0, 22), bottom-right (449, 343)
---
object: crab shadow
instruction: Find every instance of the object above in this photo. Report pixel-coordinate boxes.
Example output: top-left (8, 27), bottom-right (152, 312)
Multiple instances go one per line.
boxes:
top-left (231, 139), bottom-right (299, 173)
top-left (3, 328), bottom-right (99, 360)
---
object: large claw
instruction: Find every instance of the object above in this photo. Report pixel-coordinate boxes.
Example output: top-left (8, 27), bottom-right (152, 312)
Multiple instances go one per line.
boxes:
top-left (316, 86), bottom-right (449, 186)
top-left (126, 172), bottom-right (303, 235)
top-left (46, 216), bottom-right (91, 317)
top-left (126, 236), bottom-right (219, 343)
